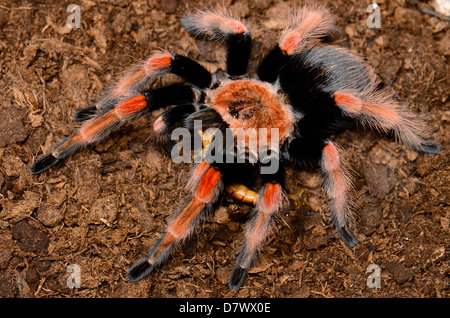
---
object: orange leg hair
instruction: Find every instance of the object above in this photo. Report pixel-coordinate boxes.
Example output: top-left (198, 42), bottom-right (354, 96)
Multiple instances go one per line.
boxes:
top-left (181, 6), bottom-right (248, 39)
top-left (110, 52), bottom-right (173, 99)
top-left (29, 52), bottom-right (179, 175)
top-left (320, 141), bottom-right (357, 247)
top-left (279, 4), bottom-right (338, 55)
top-left (29, 94), bottom-right (149, 175)
top-left (334, 92), bottom-right (442, 154)
top-left (52, 95), bottom-right (148, 158)
top-left (229, 182), bottom-right (284, 290)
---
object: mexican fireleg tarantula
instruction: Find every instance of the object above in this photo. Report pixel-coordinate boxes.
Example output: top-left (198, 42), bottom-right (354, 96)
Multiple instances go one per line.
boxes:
top-left (30, 5), bottom-right (442, 290)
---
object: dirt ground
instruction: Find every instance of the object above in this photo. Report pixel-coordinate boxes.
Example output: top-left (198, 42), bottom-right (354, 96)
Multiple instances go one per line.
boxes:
top-left (0, 0), bottom-right (448, 298)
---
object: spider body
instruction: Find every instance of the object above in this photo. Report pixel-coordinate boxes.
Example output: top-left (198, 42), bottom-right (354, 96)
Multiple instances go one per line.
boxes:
top-left (209, 79), bottom-right (295, 145)
top-left (29, 5), bottom-right (441, 290)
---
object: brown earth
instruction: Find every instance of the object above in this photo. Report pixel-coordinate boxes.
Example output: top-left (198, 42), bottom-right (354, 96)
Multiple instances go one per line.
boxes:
top-left (0, 0), bottom-right (448, 298)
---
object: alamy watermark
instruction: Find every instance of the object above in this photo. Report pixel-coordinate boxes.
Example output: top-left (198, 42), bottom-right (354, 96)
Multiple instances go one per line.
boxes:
top-left (170, 121), bottom-right (280, 175)
top-left (66, 264), bottom-right (81, 289)
top-left (66, 3), bottom-right (381, 30)
top-left (367, 3), bottom-right (382, 29)
top-left (366, 264), bottom-right (381, 289)
top-left (66, 4), bottom-right (81, 29)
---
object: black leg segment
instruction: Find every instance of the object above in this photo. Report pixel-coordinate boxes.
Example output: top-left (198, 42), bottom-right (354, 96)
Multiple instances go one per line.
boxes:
top-left (170, 54), bottom-right (213, 89)
top-left (226, 32), bottom-right (252, 77)
top-left (257, 45), bottom-right (290, 83)
top-left (144, 84), bottom-right (199, 110)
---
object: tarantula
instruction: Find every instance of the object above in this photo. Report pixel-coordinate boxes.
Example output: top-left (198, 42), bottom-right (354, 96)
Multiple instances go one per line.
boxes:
top-left (29, 5), bottom-right (442, 290)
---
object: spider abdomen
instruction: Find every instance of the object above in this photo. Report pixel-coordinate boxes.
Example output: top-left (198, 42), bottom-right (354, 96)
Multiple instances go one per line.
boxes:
top-left (278, 46), bottom-right (379, 143)
top-left (280, 46), bottom-right (375, 112)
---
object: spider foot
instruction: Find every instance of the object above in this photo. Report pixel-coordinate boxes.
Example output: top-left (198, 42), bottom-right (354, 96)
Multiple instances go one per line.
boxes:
top-left (126, 257), bottom-right (155, 283)
top-left (336, 225), bottom-right (358, 248)
top-left (29, 152), bottom-right (61, 175)
top-left (418, 140), bottom-right (442, 154)
top-left (71, 104), bottom-right (99, 122)
top-left (229, 266), bottom-right (248, 291)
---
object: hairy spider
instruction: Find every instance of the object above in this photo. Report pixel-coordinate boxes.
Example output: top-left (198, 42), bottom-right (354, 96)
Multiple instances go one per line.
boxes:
top-left (29, 5), bottom-right (442, 290)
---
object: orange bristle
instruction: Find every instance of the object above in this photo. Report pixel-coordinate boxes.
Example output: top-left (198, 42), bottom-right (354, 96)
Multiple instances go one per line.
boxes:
top-left (112, 69), bottom-right (147, 97)
top-left (196, 167), bottom-right (221, 202)
top-left (145, 53), bottom-right (173, 74)
top-left (115, 95), bottom-right (148, 119)
top-left (168, 199), bottom-right (205, 239)
top-left (261, 183), bottom-right (281, 213)
top-left (80, 110), bottom-right (118, 143)
top-left (334, 92), bottom-right (363, 114)
top-left (52, 133), bottom-right (85, 158)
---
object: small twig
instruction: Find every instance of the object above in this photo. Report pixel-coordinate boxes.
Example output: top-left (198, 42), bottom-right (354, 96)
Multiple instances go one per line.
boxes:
top-left (34, 278), bottom-right (46, 297)
top-left (0, 5), bottom-right (33, 11)
top-left (311, 290), bottom-right (330, 298)
top-left (420, 7), bottom-right (450, 22)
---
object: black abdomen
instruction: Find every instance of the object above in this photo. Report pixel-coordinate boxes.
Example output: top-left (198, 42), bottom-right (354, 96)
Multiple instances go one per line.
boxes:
top-left (279, 46), bottom-right (372, 139)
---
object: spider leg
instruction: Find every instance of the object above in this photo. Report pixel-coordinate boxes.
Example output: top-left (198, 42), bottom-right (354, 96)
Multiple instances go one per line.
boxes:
top-left (229, 168), bottom-right (285, 290)
top-left (257, 4), bottom-right (338, 82)
top-left (30, 50), bottom-right (214, 175)
top-left (181, 7), bottom-right (251, 77)
top-left (71, 51), bottom-right (213, 122)
top-left (284, 136), bottom-right (357, 247)
top-left (320, 140), bottom-right (357, 248)
top-left (278, 4), bottom-right (338, 56)
top-left (29, 84), bottom-right (199, 175)
top-left (126, 161), bottom-right (223, 282)
top-left (72, 104), bottom-right (98, 122)
top-left (153, 104), bottom-right (197, 140)
top-left (256, 45), bottom-right (289, 83)
top-left (334, 91), bottom-right (442, 154)
top-left (152, 84), bottom-right (204, 139)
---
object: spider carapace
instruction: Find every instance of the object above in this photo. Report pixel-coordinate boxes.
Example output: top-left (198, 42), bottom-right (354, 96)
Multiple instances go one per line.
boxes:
top-left (29, 5), bottom-right (442, 290)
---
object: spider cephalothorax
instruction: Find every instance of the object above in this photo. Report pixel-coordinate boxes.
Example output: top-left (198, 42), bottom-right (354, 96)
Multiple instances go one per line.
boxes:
top-left (29, 4), bottom-right (442, 290)
top-left (209, 79), bottom-right (294, 142)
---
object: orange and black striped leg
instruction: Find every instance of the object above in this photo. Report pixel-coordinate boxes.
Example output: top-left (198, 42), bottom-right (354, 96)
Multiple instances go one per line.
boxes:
top-left (82, 52), bottom-right (174, 120)
top-left (109, 51), bottom-right (212, 98)
top-left (181, 7), bottom-right (251, 77)
top-left (29, 94), bottom-right (149, 175)
top-left (257, 5), bottom-right (337, 83)
top-left (334, 92), bottom-right (442, 154)
top-left (74, 83), bottom-right (199, 123)
top-left (229, 181), bottom-right (284, 290)
top-left (71, 51), bottom-right (212, 122)
top-left (320, 141), bottom-right (357, 248)
top-left (126, 162), bottom-right (223, 282)
top-left (30, 84), bottom-right (201, 175)
top-left (229, 163), bottom-right (285, 290)
top-left (71, 52), bottom-right (173, 122)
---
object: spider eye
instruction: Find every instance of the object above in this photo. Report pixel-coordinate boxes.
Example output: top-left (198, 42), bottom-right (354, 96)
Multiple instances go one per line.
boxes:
top-left (229, 108), bottom-right (239, 119)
